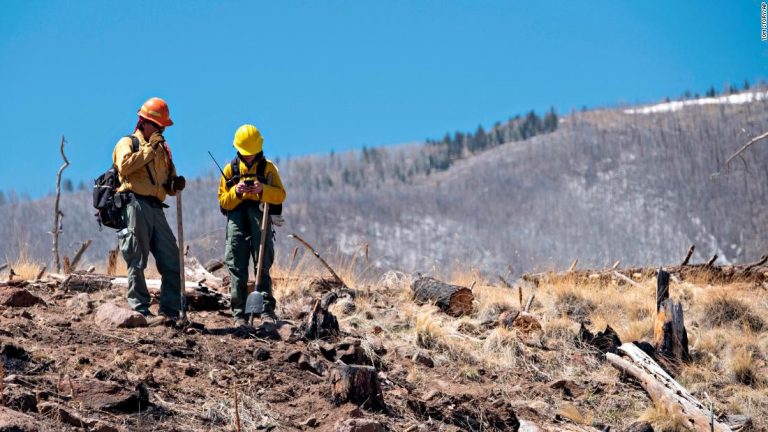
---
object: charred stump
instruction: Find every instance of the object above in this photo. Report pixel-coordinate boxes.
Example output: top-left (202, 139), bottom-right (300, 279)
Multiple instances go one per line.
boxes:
top-left (328, 364), bottom-right (385, 411)
top-left (653, 269), bottom-right (690, 363)
top-left (411, 277), bottom-right (473, 316)
top-left (302, 291), bottom-right (339, 340)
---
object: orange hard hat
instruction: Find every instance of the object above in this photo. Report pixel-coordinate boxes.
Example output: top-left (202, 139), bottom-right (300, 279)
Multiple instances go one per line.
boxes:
top-left (137, 97), bottom-right (174, 127)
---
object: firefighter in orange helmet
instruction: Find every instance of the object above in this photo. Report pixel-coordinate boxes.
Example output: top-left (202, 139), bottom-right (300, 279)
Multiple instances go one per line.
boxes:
top-left (112, 97), bottom-right (186, 322)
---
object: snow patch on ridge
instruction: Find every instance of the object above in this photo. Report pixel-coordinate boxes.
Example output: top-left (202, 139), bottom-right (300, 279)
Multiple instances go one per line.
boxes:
top-left (624, 91), bottom-right (768, 115)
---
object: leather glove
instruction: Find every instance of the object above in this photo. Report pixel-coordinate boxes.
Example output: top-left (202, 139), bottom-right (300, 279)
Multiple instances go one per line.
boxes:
top-left (171, 176), bottom-right (186, 191)
top-left (149, 132), bottom-right (165, 149)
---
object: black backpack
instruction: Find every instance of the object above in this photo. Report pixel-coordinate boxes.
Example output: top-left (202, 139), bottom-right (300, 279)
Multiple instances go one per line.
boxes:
top-left (93, 136), bottom-right (154, 229)
top-left (220, 156), bottom-right (283, 216)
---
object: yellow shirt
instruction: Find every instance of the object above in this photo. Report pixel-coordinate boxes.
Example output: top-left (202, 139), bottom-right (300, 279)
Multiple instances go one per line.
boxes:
top-left (218, 158), bottom-right (286, 211)
top-left (112, 131), bottom-right (177, 201)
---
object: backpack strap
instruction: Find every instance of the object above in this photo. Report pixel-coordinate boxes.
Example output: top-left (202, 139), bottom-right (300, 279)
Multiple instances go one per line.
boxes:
top-left (228, 157), bottom-right (241, 187)
top-left (125, 135), bottom-right (155, 185)
top-left (256, 157), bottom-right (268, 183)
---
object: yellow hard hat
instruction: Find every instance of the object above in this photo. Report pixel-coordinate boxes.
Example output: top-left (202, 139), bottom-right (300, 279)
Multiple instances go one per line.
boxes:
top-left (233, 124), bottom-right (264, 156)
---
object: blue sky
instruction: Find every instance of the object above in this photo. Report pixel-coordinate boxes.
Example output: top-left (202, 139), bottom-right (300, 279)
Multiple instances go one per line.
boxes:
top-left (1, 1), bottom-right (766, 197)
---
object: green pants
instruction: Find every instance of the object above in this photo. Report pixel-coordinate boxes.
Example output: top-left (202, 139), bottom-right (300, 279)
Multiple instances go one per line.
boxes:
top-left (225, 203), bottom-right (276, 319)
top-left (119, 195), bottom-right (182, 317)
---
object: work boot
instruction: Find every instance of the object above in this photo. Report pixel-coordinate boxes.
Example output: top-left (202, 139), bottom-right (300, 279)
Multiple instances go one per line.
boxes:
top-left (234, 318), bottom-right (249, 328)
top-left (146, 315), bottom-right (166, 327)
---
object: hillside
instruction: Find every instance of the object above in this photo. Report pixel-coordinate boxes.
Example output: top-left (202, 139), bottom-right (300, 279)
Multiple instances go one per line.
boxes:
top-left (1, 91), bottom-right (766, 276)
top-left (0, 255), bottom-right (765, 431)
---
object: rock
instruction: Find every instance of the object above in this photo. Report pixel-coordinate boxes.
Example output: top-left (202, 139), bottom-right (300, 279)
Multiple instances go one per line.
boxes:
top-left (38, 402), bottom-right (89, 428)
top-left (1, 344), bottom-right (31, 373)
top-left (254, 347), bottom-right (271, 361)
top-left (0, 406), bottom-right (39, 431)
top-left (284, 350), bottom-right (302, 363)
top-left (277, 322), bottom-right (296, 341)
top-left (0, 287), bottom-right (44, 307)
top-left (67, 293), bottom-right (95, 315)
top-left (2, 384), bottom-right (37, 412)
top-left (94, 303), bottom-right (147, 328)
top-left (498, 308), bottom-right (521, 329)
top-left (412, 351), bottom-right (434, 368)
top-left (624, 421), bottom-right (654, 432)
top-left (3, 384), bottom-right (37, 412)
top-left (548, 379), bottom-right (586, 399)
top-left (66, 379), bottom-right (149, 413)
top-left (297, 353), bottom-right (326, 376)
top-left (334, 418), bottom-right (385, 432)
top-left (518, 420), bottom-right (544, 432)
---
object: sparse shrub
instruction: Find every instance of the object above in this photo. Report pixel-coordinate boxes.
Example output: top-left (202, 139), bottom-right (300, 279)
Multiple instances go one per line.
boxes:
top-left (700, 295), bottom-right (764, 332)
top-left (729, 346), bottom-right (760, 386)
top-left (544, 316), bottom-right (577, 341)
top-left (415, 314), bottom-right (445, 349)
top-left (555, 290), bottom-right (596, 323)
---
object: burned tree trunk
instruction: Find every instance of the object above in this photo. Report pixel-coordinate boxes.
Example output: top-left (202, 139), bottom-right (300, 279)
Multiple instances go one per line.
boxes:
top-left (328, 364), bottom-right (385, 411)
top-left (654, 269), bottom-right (689, 362)
top-left (411, 277), bottom-right (473, 317)
top-left (302, 291), bottom-right (339, 340)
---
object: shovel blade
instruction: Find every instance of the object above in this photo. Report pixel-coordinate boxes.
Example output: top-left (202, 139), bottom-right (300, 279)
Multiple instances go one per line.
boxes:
top-left (245, 291), bottom-right (264, 315)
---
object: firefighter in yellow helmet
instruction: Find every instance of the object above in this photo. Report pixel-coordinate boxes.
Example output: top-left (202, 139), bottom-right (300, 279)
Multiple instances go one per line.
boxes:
top-left (218, 125), bottom-right (286, 326)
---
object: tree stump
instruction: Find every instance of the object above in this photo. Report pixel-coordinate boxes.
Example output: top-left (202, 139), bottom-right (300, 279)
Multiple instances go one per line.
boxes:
top-left (302, 292), bottom-right (339, 340)
top-left (411, 277), bottom-right (473, 316)
top-left (328, 364), bottom-right (385, 411)
top-left (653, 269), bottom-right (689, 362)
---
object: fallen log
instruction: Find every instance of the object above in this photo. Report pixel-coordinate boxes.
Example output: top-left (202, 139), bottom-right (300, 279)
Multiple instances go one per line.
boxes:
top-left (411, 277), bottom-right (473, 317)
top-left (145, 284), bottom-right (227, 311)
top-left (328, 364), bottom-right (385, 411)
top-left (607, 343), bottom-right (731, 432)
top-left (184, 256), bottom-right (226, 293)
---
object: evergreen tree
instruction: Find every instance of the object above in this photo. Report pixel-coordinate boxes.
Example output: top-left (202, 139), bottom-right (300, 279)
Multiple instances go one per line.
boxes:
top-left (743, 79), bottom-right (750, 91)
top-left (542, 107), bottom-right (558, 132)
top-left (63, 179), bottom-right (73, 193)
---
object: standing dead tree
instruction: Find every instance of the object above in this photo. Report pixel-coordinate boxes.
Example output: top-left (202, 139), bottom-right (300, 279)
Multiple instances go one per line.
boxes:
top-left (51, 136), bottom-right (69, 273)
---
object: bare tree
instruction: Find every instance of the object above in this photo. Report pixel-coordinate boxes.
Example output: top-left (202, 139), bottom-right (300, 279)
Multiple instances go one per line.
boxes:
top-left (51, 136), bottom-right (69, 272)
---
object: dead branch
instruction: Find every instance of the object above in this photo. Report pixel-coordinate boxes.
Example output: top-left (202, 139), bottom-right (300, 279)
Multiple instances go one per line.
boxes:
top-left (613, 271), bottom-right (643, 289)
top-left (51, 135), bottom-right (69, 273)
top-left (744, 253), bottom-right (768, 272)
top-left (705, 254), bottom-right (718, 267)
top-left (567, 259), bottom-right (578, 272)
top-left (497, 275), bottom-right (513, 289)
top-left (288, 233), bottom-right (346, 288)
top-left (68, 240), bottom-right (92, 273)
top-left (681, 245), bottom-right (695, 266)
top-left (713, 130), bottom-right (768, 177)
top-left (610, 260), bottom-right (621, 270)
top-left (35, 266), bottom-right (47, 281)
